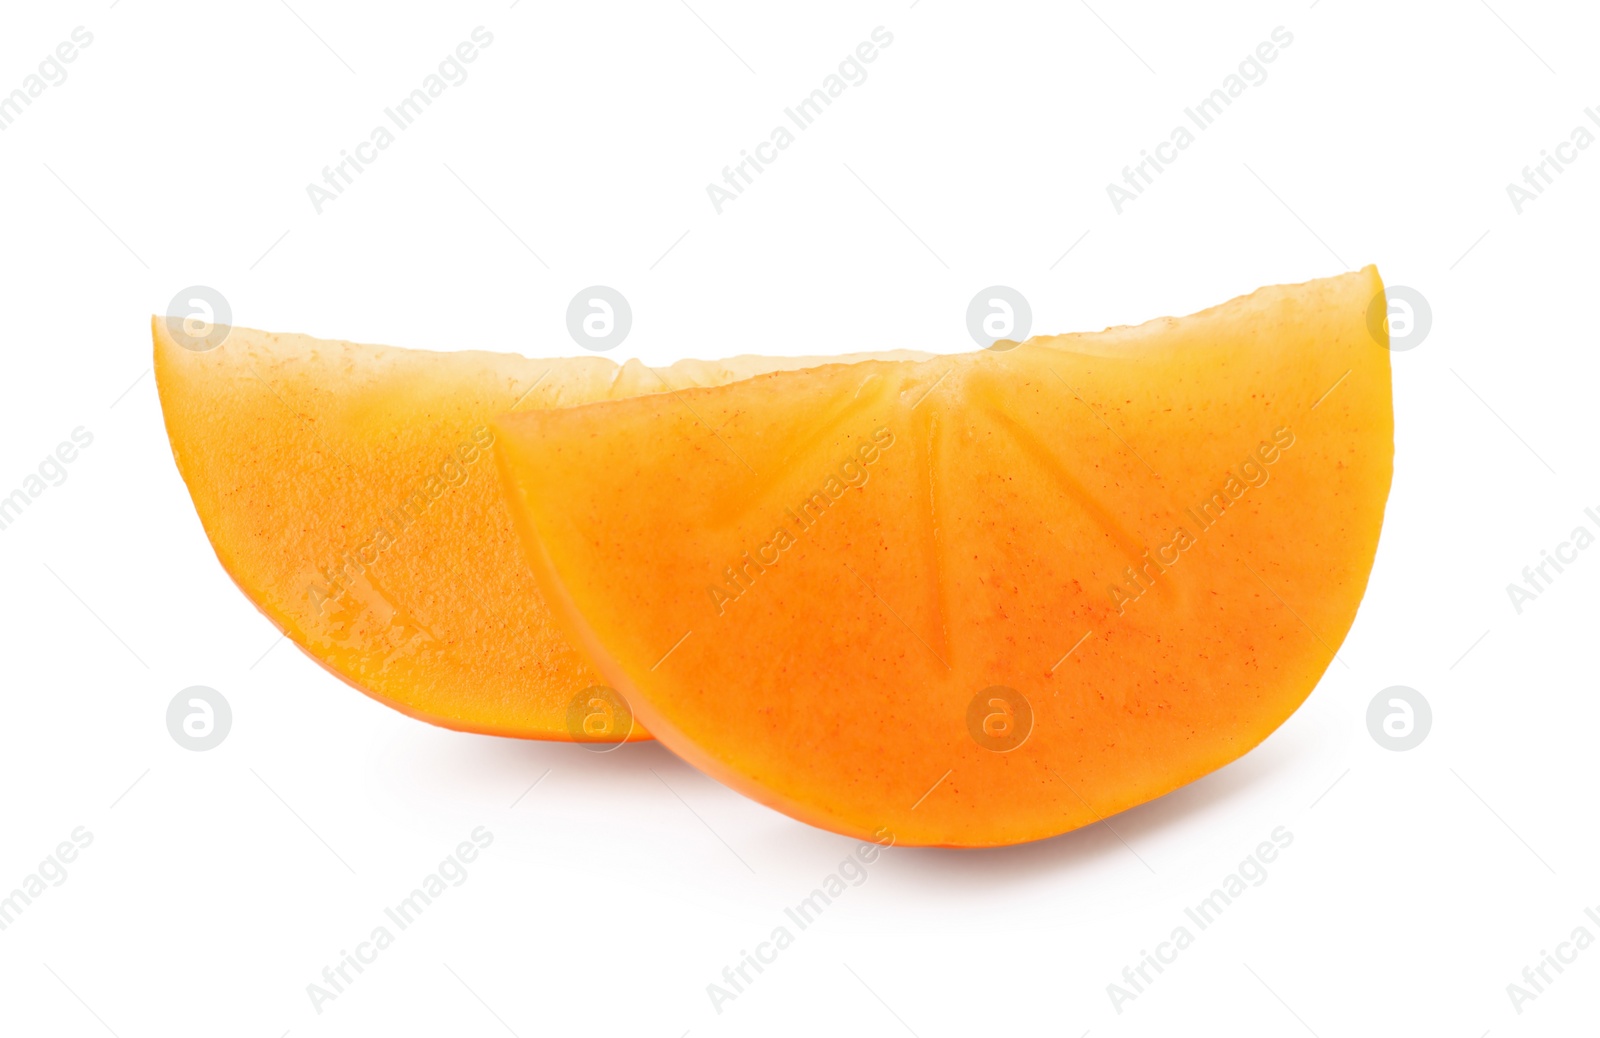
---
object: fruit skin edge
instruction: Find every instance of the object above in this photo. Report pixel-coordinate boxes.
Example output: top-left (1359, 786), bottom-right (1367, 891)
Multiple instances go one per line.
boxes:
top-left (493, 267), bottom-right (1395, 848)
top-left (150, 316), bottom-right (652, 744)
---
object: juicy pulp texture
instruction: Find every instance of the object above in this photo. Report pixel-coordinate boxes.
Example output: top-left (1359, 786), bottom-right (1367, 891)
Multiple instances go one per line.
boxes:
top-left (154, 318), bottom-right (928, 739)
top-left (496, 268), bottom-right (1394, 843)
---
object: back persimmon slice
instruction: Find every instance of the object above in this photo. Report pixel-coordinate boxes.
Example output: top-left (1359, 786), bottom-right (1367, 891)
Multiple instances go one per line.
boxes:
top-left (155, 317), bottom-right (926, 740)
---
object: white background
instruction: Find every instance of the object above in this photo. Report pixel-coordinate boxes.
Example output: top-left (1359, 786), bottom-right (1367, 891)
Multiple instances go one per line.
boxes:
top-left (1, 1), bottom-right (1596, 1035)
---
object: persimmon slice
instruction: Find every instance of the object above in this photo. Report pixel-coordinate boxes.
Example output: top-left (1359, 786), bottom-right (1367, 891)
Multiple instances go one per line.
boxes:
top-left (155, 318), bottom-right (925, 739)
top-left (495, 269), bottom-right (1393, 842)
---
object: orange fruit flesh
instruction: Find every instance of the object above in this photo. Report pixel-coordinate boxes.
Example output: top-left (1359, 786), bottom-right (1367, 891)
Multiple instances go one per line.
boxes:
top-left (496, 268), bottom-right (1394, 843)
top-left (154, 318), bottom-right (929, 739)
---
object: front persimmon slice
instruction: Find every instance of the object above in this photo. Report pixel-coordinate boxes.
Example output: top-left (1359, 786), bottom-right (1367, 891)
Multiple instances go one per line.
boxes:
top-left (154, 318), bottom-right (927, 739)
top-left (495, 268), bottom-right (1394, 842)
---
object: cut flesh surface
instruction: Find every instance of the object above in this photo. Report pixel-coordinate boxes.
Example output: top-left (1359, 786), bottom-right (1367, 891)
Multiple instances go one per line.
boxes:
top-left (495, 268), bottom-right (1394, 842)
top-left (154, 318), bottom-right (929, 739)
